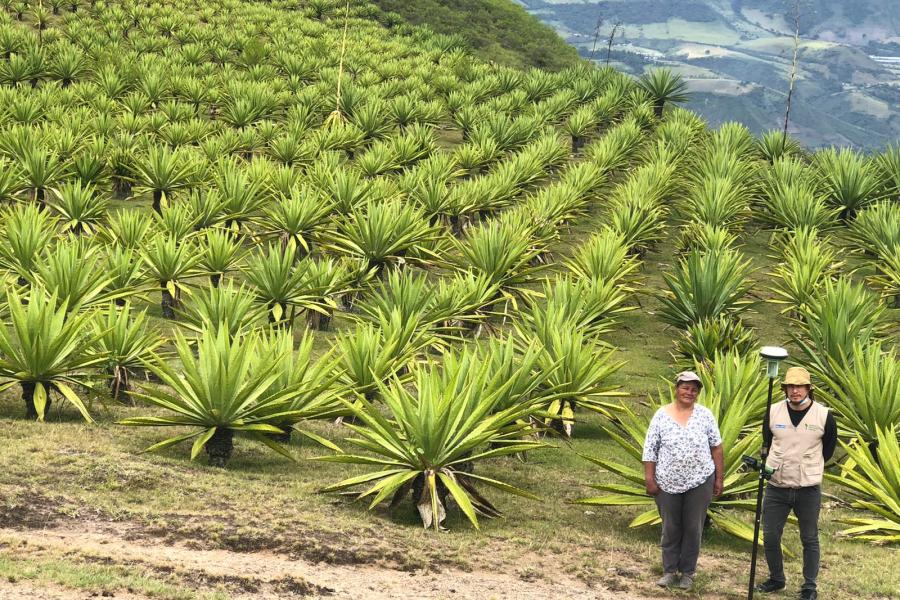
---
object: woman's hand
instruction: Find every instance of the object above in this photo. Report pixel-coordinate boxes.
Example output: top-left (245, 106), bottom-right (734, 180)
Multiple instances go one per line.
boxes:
top-left (645, 479), bottom-right (661, 496)
top-left (711, 444), bottom-right (725, 497)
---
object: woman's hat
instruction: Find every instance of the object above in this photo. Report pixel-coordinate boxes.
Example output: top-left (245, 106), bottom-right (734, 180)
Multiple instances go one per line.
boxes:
top-left (675, 371), bottom-right (702, 388)
top-left (781, 367), bottom-right (811, 386)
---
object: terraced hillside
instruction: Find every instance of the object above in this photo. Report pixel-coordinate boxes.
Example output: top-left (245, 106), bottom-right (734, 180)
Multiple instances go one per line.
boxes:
top-left (0, 1), bottom-right (898, 599)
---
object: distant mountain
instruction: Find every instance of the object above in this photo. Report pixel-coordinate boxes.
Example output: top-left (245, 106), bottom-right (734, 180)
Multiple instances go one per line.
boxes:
top-left (370, 0), bottom-right (580, 71)
top-left (518, 0), bottom-right (900, 149)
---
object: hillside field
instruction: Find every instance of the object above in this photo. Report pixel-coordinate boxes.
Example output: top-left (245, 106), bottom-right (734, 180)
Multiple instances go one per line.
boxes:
top-left (0, 1), bottom-right (898, 600)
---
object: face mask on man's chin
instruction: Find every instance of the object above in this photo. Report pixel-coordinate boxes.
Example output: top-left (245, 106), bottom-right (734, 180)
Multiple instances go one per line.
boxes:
top-left (788, 395), bottom-right (809, 405)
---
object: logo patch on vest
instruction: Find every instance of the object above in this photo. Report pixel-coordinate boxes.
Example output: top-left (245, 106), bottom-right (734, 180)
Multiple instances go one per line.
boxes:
top-left (774, 424), bottom-right (787, 429)
top-left (804, 424), bottom-right (823, 433)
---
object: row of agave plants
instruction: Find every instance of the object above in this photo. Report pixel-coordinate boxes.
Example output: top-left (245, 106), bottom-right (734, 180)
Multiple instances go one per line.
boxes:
top-left (570, 120), bottom-right (772, 544)
top-left (760, 154), bottom-right (900, 544)
top-left (568, 122), bottom-right (900, 545)
top-left (0, 0), bottom-right (894, 544)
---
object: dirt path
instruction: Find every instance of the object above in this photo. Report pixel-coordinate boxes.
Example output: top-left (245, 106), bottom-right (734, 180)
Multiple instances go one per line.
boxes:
top-left (0, 524), bottom-right (656, 600)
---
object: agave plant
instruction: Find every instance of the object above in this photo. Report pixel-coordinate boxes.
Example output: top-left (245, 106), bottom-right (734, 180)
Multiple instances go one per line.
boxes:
top-left (33, 239), bottom-right (121, 312)
top-left (315, 352), bottom-right (547, 531)
top-left (520, 276), bottom-right (632, 340)
top-left (769, 227), bottom-right (842, 317)
top-left (99, 209), bottom-right (154, 249)
top-left (847, 202), bottom-right (900, 258)
top-left (324, 198), bottom-right (439, 276)
top-left (658, 249), bottom-right (754, 329)
top-left (637, 68), bottom-right (690, 118)
top-left (48, 181), bottom-right (108, 235)
top-left (243, 243), bottom-right (334, 326)
top-left (574, 351), bottom-right (774, 546)
top-left (564, 228), bottom-right (640, 287)
top-left (875, 143), bottom-right (900, 202)
top-left (0, 287), bottom-right (103, 421)
top-left (260, 186), bottom-right (332, 258)
top-left (19, 147), bottom-right (68, 205)
top-left (827, 427), bottom-right (900, 544)
top-left (90, 303), bottom-right (164, 403)
top-left (870, 246), bottom-right (900, 307)
top-left (353, 269), bottom-right (467, 337)
top-left (254, 330), bottom-right (342, 441)
top-left (815, 343), bottom-right (900, 448)
top-left (762, 180), bottom-right (838, 232)
top-left (453, 219), bottom-right (546, 309)
top-left (199, 228), bottom-right (248, 287)
top-left (681, 175), bottom-right (752, 231)
top-left (102, 246), bottom-right (147, 306)
top-left (673, 315), bottom-right (757, 368)
top-left (794, 277), bottom-right (887, 375)
top-left (516, 313), bottom-right (624, 437)
top-left (813, 148), bottom-right (881, 221)
top-left (177, 281), bottom-right (264, 339)
top-left (140, 234), bottom-right (203, 318)
top-left (756, 130), bottom-right (803, 163)
top-left (131, 145), bottom-right (201, 214)
top-left (333, 311), bottom-right (434, 404)
top-left (0, 202), bottom-right (59, 286)
top-left (677, 223), bottom-right (738, 255)
top-left (120, 328), bottom-right (309, 467)
top-left (607, 196), bottom-right (667, 256)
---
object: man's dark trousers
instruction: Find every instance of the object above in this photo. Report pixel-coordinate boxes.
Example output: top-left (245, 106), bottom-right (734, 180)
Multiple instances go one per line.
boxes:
top-left (762, 484), bottom-right (821, 592)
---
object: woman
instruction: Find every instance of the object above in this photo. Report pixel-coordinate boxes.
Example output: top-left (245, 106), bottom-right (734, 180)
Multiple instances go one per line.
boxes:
top-left (643, 370), bottom-right (724, 591)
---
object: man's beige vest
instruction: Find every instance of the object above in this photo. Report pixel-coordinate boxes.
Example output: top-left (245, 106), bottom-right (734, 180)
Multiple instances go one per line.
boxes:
top-left (765, 400), bottom-right (829, 488)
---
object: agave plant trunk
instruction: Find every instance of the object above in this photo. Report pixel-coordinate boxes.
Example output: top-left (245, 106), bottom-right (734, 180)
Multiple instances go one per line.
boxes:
top-left (411, 470), bottom-right (448, 529)
top-left (210, 273), bottom-right (222, 288)
top-left (306, 309), bottom-right (333, 331)
top-left (22, 382), bottom-right (50, 420)
top-left (152, 190), bottom-right (163, 214)
top-left (653, 101), bottom-right (665, 119)
top-left (572, 136), bottom-right (585, 153)
top-left (206, 428), bottom-right (234, 467)
top-left (449, 215), bottom-right (465, 236)
top-left (269, 424), bottom-right (292, 444)
top-left (160, 286), bottom-right (179, 319)
top-left (113, 179), bottom-right (131, 199)
top-left (110, 367), bottom-right (132, 405)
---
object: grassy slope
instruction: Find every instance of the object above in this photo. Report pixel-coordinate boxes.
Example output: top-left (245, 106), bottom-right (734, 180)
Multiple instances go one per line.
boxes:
top-left (370, 0), bottom-right (581, 71)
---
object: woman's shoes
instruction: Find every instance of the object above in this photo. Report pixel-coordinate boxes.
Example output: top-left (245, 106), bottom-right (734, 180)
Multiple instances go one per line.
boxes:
top-left (656, 572), bottom-right (693, 589)
top-left (657, 572), bottom-right (679, 587)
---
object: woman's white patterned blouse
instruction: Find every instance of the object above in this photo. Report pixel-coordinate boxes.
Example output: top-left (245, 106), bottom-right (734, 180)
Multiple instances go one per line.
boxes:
top-left (642, 404), bottom-right (723, 494)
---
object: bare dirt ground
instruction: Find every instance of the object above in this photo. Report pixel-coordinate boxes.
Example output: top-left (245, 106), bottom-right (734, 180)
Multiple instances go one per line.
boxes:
top-left (0, 522), bottom-right (657, 600)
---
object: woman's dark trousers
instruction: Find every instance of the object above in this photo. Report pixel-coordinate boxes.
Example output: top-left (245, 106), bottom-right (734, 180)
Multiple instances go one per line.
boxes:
top-left (653, 474), bottom-right (714, 576)
top-left (762, 484), bottom-right (821, 592)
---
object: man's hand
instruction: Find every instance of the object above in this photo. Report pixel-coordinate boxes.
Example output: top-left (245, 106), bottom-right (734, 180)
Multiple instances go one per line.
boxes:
top-left (713, 477), bottom-right (724, 497)
top-left (645, 480), bottom-right (661, 497)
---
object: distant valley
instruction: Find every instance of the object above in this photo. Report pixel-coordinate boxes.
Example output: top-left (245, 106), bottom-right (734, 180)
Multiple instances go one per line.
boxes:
top-left (518, 0), bottom-right (900, 149)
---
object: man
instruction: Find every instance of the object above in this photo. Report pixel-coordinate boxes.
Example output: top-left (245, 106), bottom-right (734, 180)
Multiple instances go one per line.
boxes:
top-left (756, 367), bottom-right (837, 600)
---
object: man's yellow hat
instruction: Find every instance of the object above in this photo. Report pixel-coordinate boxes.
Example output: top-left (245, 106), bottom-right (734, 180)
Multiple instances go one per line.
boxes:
top-left (782, 367), bottom-right (811, 386)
